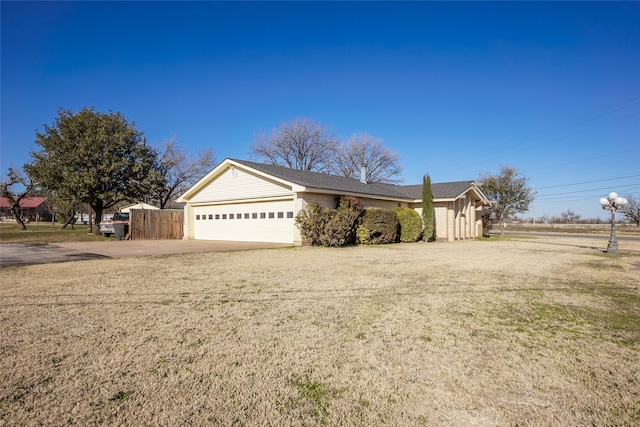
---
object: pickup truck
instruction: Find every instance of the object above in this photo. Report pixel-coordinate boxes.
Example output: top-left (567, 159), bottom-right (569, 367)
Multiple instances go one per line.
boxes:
top-left (99, 213), bottom-right (129, 237)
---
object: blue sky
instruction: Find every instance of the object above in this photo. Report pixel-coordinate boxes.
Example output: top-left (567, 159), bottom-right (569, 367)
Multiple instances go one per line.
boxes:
top-left (2, 1), bottom-right (639, 220)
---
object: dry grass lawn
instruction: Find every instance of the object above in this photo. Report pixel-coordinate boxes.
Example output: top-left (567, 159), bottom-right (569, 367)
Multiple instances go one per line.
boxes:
top-left (1, 236), bottom-right (639, 426)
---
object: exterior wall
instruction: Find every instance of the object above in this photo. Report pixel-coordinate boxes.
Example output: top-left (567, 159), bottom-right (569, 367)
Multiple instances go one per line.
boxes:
top-left (190, 166), bottom-right (292, 203)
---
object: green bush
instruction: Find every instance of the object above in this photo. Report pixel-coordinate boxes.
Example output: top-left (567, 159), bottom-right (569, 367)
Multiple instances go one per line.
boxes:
top-left (394, 207), bottom-right (423, 242)
top-left (356, 208), bottom-right (398, 245)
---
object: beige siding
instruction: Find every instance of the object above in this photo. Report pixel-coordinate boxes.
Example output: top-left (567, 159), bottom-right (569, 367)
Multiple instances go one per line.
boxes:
top-left (190, 166), bottom-right (292, 203)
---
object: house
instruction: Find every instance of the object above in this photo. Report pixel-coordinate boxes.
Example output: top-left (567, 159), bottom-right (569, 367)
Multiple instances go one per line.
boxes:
top-left (177, 158), bottom-right (490, 244)
top-left (0, 197), bottom-right (51, 221)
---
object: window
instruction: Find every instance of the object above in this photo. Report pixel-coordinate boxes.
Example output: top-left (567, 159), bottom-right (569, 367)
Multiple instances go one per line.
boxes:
top-left (244, 213), bottom-right (250, 219)
top-left (196, 215), bottom-right (201, 220)
top-left (202, 215), bottom-right (207, 220)
top-left (209, 214), bottom-right (213, 220)
top-left (237, 213), bottom-right (242, 219)
top-left (287, 211), bottom-right (294, 218)
top-left (215, 214), bottom-right (220, 220)
top-left (230, 214), bottom-right (234, 219)
top-left (277, 212), bottom-right (284, 219)
top-left (268, 212), bottom-right (275, 219)
top-left (260, 212), bottom-right (266, 219)
top-left (222, 214), bottom-right (227, 219)
top-left (252, 213), bottom-right (257, 219)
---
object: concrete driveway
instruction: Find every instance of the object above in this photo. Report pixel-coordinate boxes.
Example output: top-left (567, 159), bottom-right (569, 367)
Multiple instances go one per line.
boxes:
top-left (0, 240), bottom-right (290, 269)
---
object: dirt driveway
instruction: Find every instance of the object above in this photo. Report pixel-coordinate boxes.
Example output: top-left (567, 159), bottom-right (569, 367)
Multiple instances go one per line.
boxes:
top-left (0, 240), bottom-right (290, 268)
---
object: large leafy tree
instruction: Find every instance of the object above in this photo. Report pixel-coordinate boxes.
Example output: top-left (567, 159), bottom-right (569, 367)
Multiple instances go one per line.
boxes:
top-left (479, 165), bottom-right (533, 234)
top-left (1, 168), bottom-right (37, 230)
top-left (25, 107), bottom-right (164, 228)
top-left (329, 133), bottom-right (402, 184)
top-left (155, 137), bottom-right (216, 209)
top-left (249, 118), bottom-right (338, 172)
top-left (421, 174), bottom-right (435, 241)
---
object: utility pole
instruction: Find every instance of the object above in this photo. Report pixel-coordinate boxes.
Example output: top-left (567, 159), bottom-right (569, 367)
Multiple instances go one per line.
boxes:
top-left (532, 185), bottom-right (536, 224)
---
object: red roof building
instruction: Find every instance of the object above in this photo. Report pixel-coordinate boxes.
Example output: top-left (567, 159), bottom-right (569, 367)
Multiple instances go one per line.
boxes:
top-left (0, 197), bottom-right (51, 220)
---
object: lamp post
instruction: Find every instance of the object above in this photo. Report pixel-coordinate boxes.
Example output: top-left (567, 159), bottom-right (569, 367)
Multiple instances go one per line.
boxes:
top-left (599, 192), bottom-right (628, 253)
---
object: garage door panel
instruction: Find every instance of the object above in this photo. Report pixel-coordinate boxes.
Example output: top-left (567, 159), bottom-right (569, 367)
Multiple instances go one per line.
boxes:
top-left (193, 200), bottom-right (294, 243)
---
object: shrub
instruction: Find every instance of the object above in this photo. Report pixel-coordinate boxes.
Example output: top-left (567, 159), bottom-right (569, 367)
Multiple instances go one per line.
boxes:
top-left (356, 208), bottom-right (398, 245)
top-left (295, 202), bottom-right (332, 246)
top-left (394, 207), bottom-right (423, 242)
top-left (319, 196), bottom-right (363, 247)
top-left (295, 197), bottom-right (364, 247)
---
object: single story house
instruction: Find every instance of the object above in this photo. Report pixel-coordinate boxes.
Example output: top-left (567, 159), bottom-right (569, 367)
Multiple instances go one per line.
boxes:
top-left (177, 158), bottom-right (490, 244)
top-left (0, 197), bottom-right (51, 221)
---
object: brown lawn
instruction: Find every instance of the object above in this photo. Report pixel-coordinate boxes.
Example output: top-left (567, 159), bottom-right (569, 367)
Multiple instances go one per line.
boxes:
top-left (1, 236), bottom-right (639, 426)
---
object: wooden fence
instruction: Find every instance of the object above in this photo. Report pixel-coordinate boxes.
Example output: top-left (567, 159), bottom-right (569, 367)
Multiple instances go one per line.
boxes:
top-left (129, 209), bottom-right (183, 240)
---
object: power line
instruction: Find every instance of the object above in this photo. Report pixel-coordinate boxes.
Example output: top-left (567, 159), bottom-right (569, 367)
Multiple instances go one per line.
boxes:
top-left (536, 183), bottom-right (639, 199)
top-left (428, 96), bottom-right (640, 176)
top-left (535, 175), bottom-right (640, 190)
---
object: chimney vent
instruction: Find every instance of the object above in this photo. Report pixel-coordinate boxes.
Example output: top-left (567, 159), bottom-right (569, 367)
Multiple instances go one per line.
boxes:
top-left (360, 164), bottom-right (367, 184)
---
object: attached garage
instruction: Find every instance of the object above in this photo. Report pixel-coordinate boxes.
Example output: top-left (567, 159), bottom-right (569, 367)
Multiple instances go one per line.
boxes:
top-left (192, 200), bottom-right (295, 243)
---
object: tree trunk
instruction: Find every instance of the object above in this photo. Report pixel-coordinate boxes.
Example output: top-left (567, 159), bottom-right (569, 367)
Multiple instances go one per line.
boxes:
top-left (91, 203), bottom-right (104, 233)
top-left (11, 203), bottom-right (27, 230)
top-left (59, 214), bottom-right (76, 230)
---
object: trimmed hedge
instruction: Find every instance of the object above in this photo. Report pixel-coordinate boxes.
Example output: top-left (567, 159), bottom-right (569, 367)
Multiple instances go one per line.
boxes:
top-left (356, 208), bottom-right (398, 245)
top-left (394, 207), bottom-right (423, 242)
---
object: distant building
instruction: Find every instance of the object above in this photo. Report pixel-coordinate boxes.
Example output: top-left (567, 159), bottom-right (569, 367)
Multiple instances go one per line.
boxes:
top-left (0, 197), bottom-right (51, 221)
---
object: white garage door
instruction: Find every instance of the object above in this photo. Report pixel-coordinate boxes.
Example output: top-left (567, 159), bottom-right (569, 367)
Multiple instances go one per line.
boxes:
top-left (193, 200), bottom-right (295, 243)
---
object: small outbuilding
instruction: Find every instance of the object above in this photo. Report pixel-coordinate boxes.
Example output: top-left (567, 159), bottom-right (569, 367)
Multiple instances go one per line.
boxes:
top-left (177, 158), bottom-right (490, 244)
top-left (119, 202), bottom-right (160, 213)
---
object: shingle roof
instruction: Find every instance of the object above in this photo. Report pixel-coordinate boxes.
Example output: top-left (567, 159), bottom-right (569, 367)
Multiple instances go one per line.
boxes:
top-left (230, 159), bottom-right (477, 200)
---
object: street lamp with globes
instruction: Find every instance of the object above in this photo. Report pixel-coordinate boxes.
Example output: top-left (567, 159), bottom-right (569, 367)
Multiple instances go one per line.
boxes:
top-left (599, 192), bottom-right (628, 253)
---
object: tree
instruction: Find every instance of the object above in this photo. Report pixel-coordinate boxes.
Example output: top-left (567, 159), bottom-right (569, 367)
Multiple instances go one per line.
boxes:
top-left (329, 133), bottom-right (402, 184)
top-left (479, 165), bottom-right (533, 234)
top-left (1, 168), bottom-right (37, 230)
top-left (560, 209), bottom-right (581, 224)
top-left (50, 190), bottom-right (82, 229)
top-left (421, 174), bottom-right (435, 241)
top-left (155, 137), bottom-right (216, 209)
top-left (25, 107), bottom-right (164, 229)
top-left (249, 118), bottom-right (338, 172)
top-left (619, 195), bottom-right (639, 226)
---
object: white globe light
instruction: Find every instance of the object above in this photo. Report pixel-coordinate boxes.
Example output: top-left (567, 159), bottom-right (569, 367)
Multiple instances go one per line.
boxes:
top-left (599, 197), bottom-right (610, 207)
top-left (608, 192), bottom-right (618, 201)
top-left (616, 197), bottom-right (628, 207)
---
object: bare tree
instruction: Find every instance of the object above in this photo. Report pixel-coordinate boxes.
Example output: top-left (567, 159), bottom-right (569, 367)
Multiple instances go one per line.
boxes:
top-left (560, 209), bottom-right (581, 224)
top-left (156, 137), bottom-right (216, 209)
top-left (619, 194), bottom-right (639, 226)
top-left (1, 168), bottom-right (37, 230)
top-left (329, 133), bottom-right (402, 184)
top-left (249, 118), bottom-right (338, 172)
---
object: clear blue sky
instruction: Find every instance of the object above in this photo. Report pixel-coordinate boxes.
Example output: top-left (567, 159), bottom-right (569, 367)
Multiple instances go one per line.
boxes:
top-left (2, 1), bottom-right (639, 220)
